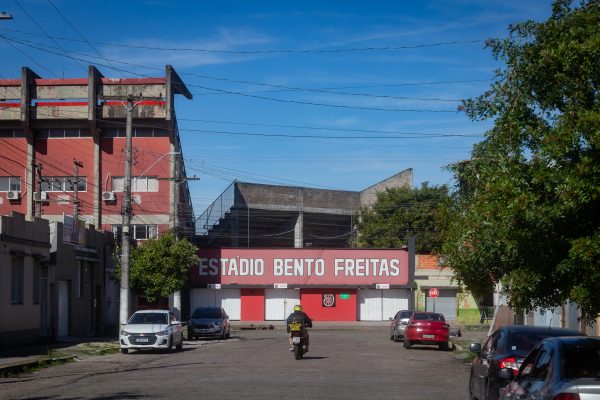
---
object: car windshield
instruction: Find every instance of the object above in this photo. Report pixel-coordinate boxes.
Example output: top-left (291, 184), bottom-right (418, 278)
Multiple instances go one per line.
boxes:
top-left (509, 331), bottom-right (579, 353)
top-left (192, 308), bottom-right (222, 319)
top-left (400, 311), bottom-right (413, 319)
top-left (413, 313), bottom-right (444, 322)
top-left (564, 342), bottom-right (600, 379)
top-left (129, 313), bottom-right (168, 325)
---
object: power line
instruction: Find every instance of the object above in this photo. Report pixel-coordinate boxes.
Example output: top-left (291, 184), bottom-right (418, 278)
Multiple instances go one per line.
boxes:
top-left (46, 0), bottom-right (124, 77)
top-left (0, 34), bottom-right (459, 113)
top-left (0, 26), bottom-right (483, 54)
top-left (12, 0), bottom-right (86, 73)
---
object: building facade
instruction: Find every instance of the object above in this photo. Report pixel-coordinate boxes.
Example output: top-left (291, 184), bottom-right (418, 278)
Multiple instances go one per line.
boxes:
top-left (191, 247), bottom-right (415, 322)
top-left (0, 65), bottom-right (194, 240)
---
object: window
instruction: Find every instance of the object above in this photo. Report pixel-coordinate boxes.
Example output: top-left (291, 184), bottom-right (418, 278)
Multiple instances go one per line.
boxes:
top-left (40, 176), bottom-right (87, 192)
top-left (0, 176), bottom-right (21, 191)
top-left (529, 346), bottom-right (553, 380)
top-left (11, 256), bottom-right (24, 304)
top-left (75, 261), bottom-right (84, 298)
top-left (111, 176), bottom-right (159, 192)
top-left (32, 261), bottom-right (40, 304)
top-left (112, 224), bottom-right (158, 241)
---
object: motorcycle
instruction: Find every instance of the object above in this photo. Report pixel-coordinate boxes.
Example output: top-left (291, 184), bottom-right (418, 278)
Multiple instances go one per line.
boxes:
top-left (290, 331), bottom-right (305, 360)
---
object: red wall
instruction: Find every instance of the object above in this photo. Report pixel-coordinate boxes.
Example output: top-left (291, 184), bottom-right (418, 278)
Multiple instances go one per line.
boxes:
top-left (300, 289), bottom-right (357, 321)
top-left (36, 138), bottom-right (96, 217)
top-left (241, 289), bottom-right (265, 321)
top-left (0, 137), bottom-right (28, 215)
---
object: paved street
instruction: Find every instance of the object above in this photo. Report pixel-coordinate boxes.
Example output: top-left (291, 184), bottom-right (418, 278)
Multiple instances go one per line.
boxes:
top-left (0, 328), bottom-right (471, 400)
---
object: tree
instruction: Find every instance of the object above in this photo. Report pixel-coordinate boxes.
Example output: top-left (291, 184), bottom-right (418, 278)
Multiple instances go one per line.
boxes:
top-left (443, 0), bottom-right (600, 322)
top-left (122, 231), bottom-right (199, 303)
top-left (353, 182), bottom-right (449, 253)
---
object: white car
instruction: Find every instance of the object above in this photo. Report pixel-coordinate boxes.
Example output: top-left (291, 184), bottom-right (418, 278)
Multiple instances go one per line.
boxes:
top-left (120, 310), bottom-right (184, 354)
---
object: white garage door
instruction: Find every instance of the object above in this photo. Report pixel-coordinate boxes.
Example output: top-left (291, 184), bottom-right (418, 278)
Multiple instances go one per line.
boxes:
top-left (265, 289), bottom-right (300, 320)
top-left (359, 289), bottom-right (409, 321)
top-left (190, 288), bottom-right (241, 320)
top-left (426, 289), bottom-right (457, 321)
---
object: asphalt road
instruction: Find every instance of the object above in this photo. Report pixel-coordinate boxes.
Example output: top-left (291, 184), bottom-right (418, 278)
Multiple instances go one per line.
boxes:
top-left (0, 328), bottom-right (471, 400)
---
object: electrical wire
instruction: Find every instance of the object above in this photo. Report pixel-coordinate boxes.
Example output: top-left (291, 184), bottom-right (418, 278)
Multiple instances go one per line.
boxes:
top-left (0, 26), bottom-right (483, 54)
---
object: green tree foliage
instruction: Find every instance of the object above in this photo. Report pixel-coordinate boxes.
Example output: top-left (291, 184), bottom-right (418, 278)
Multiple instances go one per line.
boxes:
top-left (353, 182), bottom-right (449, 253)
top-left (124, 231), bottom-right (199, 303)
top-left (443, 0), bottom-right (600, 321)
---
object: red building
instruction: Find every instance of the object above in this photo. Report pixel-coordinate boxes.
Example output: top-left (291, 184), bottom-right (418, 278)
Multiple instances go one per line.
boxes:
top-left (0, 65), bottom-right (194, 239)
top-left (191, 248), bottom-right (415, 322)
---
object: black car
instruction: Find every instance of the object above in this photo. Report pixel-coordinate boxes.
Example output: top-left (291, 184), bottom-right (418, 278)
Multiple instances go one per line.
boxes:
top-left (188, 307), bottom-right (231, 340)
top-left (500, 336), bottom-right (600, 399)
top-left (468, 325), bottom-right (583, 400)
top-left (389, 310), bottom-right (414, 342)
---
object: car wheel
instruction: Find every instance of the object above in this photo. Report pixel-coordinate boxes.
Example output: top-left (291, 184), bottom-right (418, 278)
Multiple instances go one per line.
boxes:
top-left (226, 327), bottom-right (231, 339)
top-left (438, 342), bottom-right (450, 351)
top-left (403, 338), bottom-right (412, 349)
top-left (121, 348), bottom-right (128, 354)
top-left (176, 335), bottom-right (183, 351)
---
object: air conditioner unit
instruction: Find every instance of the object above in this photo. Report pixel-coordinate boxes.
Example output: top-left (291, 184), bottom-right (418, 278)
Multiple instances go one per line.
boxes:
top-left (102, 191), bottom-right (116, 201)
top-left (6, 190), bottom-right (20, 200)
top-left (34, 191), bottom-right (48, 201)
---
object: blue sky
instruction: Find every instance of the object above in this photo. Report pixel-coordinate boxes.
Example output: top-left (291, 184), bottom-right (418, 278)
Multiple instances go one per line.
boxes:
top-left (0, 0), bottom-right (552, 217)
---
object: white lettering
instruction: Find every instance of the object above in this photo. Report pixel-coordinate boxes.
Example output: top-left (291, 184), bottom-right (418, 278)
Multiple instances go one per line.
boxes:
top-left (390, 259), bottom-right (400, 276)
top-left (355, 258), bottom-right (365, 276)
top-left (334, 259), bottom-right (344, 276)
top-left (315, 259), bottom-right (325, 276)
top-left (209, 258), bottom-right (219, 276)
top-left (274, 259), bottom-right (283, 276)
top-left (379, 259), bottom-right (390, 276)
top-left (198, 258), bottom-right (209, 275)
top-left (255, 259), bottom-right (264, 276)
top-left (220, 258), bottom-right (229, 276)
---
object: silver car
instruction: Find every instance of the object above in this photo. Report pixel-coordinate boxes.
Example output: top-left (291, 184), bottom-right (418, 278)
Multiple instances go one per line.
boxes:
top-left (500, 336), bottom-right (600, 400)
top-left (120, 310), bottom-right (184, 354)
top-left (389, 310), bottom-right (414, 342)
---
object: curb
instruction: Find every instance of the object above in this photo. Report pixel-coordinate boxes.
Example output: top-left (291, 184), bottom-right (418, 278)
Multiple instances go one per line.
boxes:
top-left (0, 355), bottom-right (76, 377)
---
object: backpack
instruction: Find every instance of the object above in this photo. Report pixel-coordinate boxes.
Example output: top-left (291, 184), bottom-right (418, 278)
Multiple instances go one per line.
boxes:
top-left (287, 312), bottom-right (305, 333)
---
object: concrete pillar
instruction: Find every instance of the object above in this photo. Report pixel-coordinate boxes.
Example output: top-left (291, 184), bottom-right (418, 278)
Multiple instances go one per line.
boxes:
top-left (230, 209), bottom-right (239, 247)
top-left (294, 212), bottom-right (303, 248)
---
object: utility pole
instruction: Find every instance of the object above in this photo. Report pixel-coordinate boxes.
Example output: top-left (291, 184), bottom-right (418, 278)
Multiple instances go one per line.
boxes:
top-left (120, 94), bottom-right (135, 326)
top-left (73, 159), bottom-right (83, 218)
top-left (34, 162), bottom-right (43, 218)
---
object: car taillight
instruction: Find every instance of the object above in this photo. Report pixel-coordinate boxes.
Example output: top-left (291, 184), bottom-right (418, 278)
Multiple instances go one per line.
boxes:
top-left (499, 357), bottom-right (519, 376)
top-left (553, 394), bottom-right (580, 400)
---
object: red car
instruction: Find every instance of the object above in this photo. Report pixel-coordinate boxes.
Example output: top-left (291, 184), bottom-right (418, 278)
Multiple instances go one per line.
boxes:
top-left (403, 311), bottom-right (450, 351)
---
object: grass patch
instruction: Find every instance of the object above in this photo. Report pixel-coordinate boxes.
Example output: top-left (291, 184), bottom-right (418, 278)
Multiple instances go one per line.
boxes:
top-left (0, 356), bottom-right (75, 378)
top-left (77, 342), bottom-right (120, 356)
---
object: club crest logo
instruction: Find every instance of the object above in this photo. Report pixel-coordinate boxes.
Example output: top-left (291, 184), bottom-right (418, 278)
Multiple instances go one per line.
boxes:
top-left (322, 293), bottom-right (336, 307)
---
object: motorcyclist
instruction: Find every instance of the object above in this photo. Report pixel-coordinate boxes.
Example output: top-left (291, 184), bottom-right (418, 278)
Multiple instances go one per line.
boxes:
top-left (286, 304), bottom-right (312, 352)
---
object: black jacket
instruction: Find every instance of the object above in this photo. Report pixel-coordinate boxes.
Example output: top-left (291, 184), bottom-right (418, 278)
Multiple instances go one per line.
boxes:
top-left (286, 311), bottom-right (313, 332)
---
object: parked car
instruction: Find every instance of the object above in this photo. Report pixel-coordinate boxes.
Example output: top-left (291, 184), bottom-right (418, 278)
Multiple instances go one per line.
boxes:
top-left (389, 310), bottom-right (414, 342)
top-left (500, 336), bottom-right (600, 400)
top-left (468, 325), bottom-right (584, 400)
top-left (188, 307), bottom-right (231, 340)
top-left (120, 309), bottom-right (184, 354)
top-left (403, 311), bottom-right (450, 350)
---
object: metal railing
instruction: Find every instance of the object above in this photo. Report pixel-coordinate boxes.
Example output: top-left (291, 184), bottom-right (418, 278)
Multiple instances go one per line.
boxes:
top-left (195, 181), bottom-right (235, 235)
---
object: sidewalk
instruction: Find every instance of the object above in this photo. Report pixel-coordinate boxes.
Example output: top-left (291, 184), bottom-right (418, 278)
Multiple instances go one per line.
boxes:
top-left (0, 336), bottom-right (119, 377)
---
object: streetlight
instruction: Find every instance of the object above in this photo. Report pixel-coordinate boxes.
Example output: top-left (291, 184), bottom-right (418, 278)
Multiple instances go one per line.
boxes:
top-left (0, 12), bottom-right (13, 20)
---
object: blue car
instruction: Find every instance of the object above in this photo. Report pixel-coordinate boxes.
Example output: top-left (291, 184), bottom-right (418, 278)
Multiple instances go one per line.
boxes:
top-left (188, 307), bottom-right (231, 340)
top-left (500, 336), bottom-right (600, 399)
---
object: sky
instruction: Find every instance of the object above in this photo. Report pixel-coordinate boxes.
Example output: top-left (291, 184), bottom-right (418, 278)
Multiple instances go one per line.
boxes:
top-left (0, 0), bottom-right (553, 220)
